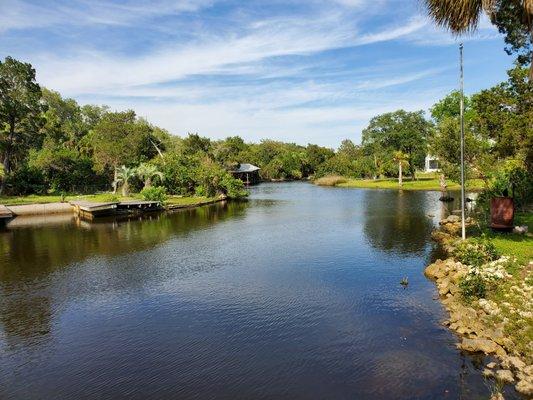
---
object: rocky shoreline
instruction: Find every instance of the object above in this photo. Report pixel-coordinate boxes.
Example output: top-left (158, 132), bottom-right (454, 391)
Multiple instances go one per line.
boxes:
top-left (425, 215), bottom-right (533, 398)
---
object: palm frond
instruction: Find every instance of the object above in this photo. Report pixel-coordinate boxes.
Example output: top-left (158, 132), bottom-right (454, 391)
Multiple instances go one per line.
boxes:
top-left (424, 0), bottom-right (485, 33)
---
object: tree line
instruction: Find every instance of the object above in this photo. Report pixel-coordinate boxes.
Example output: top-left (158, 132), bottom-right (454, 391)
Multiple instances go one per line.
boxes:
top-left (0, 56), bottom-right (531, 204)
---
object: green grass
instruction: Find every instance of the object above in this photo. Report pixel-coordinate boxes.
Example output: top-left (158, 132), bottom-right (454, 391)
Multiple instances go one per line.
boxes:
top-left (165, 195), bottom-right (219, 206)
top-left (486, 212), bottom-right (533, 265)
top-left (0, 193), bottom-right (219, 207)
top-left (0, 194), bottom-right (66, 205)
top-left (334, 177), bottom-right (484, 191)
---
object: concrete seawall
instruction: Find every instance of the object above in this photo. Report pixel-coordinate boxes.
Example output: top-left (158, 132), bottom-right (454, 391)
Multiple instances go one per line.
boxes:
top-left (7, 203), bottom-right (74, 216)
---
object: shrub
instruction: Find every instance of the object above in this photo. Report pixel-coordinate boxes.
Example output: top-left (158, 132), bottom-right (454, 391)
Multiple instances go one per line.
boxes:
top-left (141, 186), bottom-right (167, 203)
top-left (459, 274), bottom-right (487, 300)
top-left (314, 175), bottom-right (347, 186)
top-left (453, 236), bottom-right (500, 267)
top-left (4, 165), bottom-right (45, 195)
top-left (220, 175), bottom-right (248, 199)
top-left (458, 255), bottom-right (513, 300)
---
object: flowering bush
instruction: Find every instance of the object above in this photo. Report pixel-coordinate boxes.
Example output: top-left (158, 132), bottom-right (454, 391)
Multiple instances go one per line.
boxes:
top-left (453, 236), bottom-right (500, 267)
top-left (459, 255), bottom-right (514, 300)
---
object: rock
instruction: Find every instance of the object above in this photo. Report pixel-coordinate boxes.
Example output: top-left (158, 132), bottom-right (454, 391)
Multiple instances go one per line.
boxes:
top-left (459, 338), bottom-right (506, 356)
top-left (425, 260), bottom-right (446, 280)
top-left (487, 362), bottom-right (497, 369)
top-left (489, 393), bottom-right (504, 400)
top-left (483, 368), bottom-right (494, 377)
top-left (501, 356), bottom-right (526, 371)
top-left (495, 369), bottom-right (514, 384)
top-left (516, 379), bottom-right (533, 396)
top-left (512, 225), bottom-right (528, 234)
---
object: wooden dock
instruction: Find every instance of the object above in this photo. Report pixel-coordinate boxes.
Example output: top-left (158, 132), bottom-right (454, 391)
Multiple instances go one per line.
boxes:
top-left (70, 201), bottom-right (118, 220)
top-left (70, 200), bottom-right (161, 220)
top-left (0, 205), bottom-right (13, 225)
top-left (116, 200), bottom-right (161, 213)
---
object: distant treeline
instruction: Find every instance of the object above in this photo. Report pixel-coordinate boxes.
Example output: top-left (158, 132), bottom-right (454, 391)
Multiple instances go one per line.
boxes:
top-left (0, 56), bottom-right (531, 201)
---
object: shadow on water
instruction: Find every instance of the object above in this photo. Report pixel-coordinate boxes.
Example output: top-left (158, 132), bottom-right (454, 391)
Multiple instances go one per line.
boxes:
top-left (0, 183), bottom-right (516, 400)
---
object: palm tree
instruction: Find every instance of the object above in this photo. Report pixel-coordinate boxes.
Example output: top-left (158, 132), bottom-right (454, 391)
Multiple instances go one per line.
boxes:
top-left (424, 0), bottom-right (533, 79)
top-left (137, 163), bottom-right (164, 189)
top-left (115, 165), bottom-right (136, 197)
top-left (393, 151), bottom-right (409, 187)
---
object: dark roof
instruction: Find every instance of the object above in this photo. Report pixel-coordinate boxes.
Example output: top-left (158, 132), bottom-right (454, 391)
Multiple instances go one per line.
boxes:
top-left (231, 163), bottom-right (260, 173)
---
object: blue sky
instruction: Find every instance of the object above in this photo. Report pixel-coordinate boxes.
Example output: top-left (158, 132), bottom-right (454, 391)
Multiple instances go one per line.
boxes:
top-left (0, 0), bottom-right (514, 147)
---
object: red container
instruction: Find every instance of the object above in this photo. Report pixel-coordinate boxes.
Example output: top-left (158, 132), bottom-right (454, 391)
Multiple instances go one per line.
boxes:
top-left (490, 197), bottom-right (514, 231)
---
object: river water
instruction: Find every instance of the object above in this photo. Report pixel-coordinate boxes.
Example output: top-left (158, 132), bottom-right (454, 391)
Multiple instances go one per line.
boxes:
top-left (0, 182), bottom-right (502, 399)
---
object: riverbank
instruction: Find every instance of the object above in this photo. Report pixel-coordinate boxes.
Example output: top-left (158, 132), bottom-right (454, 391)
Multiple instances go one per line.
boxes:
top-left (314, 175), bottom-right (484, 191)
top-left (426, 214), bottom-right (533, 397)
top-left (1, 194), bottom-right (225, 217)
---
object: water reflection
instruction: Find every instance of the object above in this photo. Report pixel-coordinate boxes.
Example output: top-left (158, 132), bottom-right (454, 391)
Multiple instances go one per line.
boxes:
top-left (362, 190), bottom-right (434, 255)
top-left (0, 184), bottom-right (506, 400)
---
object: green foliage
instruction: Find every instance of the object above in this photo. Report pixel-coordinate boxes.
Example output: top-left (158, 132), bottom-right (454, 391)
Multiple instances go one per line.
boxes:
top-left (362, 110), bottom-right (432, 178)
top-left (424, 0), bottom-right (533, 78)
top-left (0, 57), bottom-right (530, 204)
top-left (115, 165), bottom-right (137, 197)
top-left (220, 175), bottom-right (248, 198)
top-left (0, 56), bottom-right (45, 193)
top-left (137, 163), bottom-right (164, 189)
top-left (459, 273), bottom-right (487, 300)
top-left (453, 236), bottom-right (500, 268)
top-left (88, 110), bottom-right (158, 173)
top-left (141, 186), bottom-right (167, 203)
top-left (472, 66), bottom-right (532, 171)
top-left (28, 146), bottom-right (99, 192)
top-left (3, 165), bottom-right (45, 195)
top-left (476, 159), bottom-right (533, 220)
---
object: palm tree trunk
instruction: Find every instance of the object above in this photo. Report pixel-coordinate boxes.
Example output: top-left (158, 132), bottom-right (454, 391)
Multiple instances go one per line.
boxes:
top-left (122, 182), bottom-right (129, 197)
top-left (398, 161), bottom-right (403, 186)
top-left (112, 169), bottom-right (118, 194)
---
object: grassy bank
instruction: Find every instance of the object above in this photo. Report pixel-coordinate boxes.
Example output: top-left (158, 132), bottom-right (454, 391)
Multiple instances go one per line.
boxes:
top-left (0, 193), bottom-right (220, 208)
top-left (427, 213), bottom-right (533, 397)
top-left (315, 174), bottom-right (484, 191)
top-left (487, 212), bottom-right (533, 265)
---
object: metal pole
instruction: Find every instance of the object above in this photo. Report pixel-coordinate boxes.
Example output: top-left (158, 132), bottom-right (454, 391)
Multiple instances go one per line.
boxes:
top-left (459, 43), bottom-right (466, 240)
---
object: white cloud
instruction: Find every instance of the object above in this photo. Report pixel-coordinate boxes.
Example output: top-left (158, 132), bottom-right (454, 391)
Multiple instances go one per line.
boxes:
top-left (1, 0), bottom-right (507, 147)
top-left (0, 0), bottom-right (215, 32)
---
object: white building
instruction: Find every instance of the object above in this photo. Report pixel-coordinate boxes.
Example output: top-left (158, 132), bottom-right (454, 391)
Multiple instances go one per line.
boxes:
top-left (424, 155), bottom-right (439, 172)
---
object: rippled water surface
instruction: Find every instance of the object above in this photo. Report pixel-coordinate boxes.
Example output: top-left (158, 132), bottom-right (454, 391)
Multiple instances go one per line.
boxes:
top-left (0, 183), bottom-right (505, 399)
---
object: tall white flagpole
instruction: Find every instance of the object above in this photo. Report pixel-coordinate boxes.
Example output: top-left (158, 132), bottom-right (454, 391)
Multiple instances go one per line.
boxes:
top-left (460, 43), bottom-right (466, 240)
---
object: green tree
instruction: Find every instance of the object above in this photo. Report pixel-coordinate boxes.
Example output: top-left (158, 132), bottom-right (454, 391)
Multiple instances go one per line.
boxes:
top-left (0, 57), bottom-right (44, 193)
top-left (471, 65), bottom-right (533, 170)
top-left (182, 133), bottom-right (212, 155)
top-left (362, 110), bottom-right (432, 178)
top-left (424, 0), bottom-right (533, 79)
top-left (29, 146), bottom-right (98, 192)
top-left (88, 111), bottom-right (157, 174)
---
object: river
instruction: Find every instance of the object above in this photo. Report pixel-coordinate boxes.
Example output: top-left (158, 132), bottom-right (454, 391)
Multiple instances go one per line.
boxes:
top-left (0, 182), bottom-right (498, 399)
